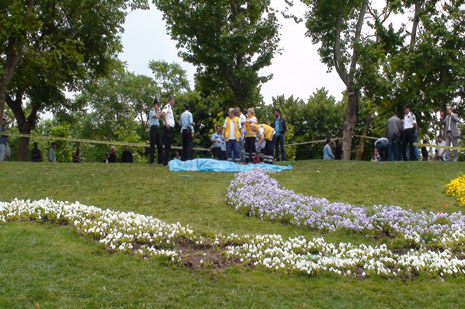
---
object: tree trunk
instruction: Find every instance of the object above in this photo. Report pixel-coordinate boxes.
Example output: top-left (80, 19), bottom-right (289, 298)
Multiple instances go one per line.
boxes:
top-left (342, 91), bottom-right (359, 160)
top-left (17, 135), bottom-right (30, 161)
top-left (356, 114), bottom-right (372, 160)
top-left (0, 39), bottom-right (21, 121)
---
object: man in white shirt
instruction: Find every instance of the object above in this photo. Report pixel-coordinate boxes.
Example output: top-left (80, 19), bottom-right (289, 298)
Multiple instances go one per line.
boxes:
top-left (235, 107), bottom-right (246, 162)
top-left (161, 96), bottom-right (175, 166)
top-left (401, 105), bottom-right (418, 161)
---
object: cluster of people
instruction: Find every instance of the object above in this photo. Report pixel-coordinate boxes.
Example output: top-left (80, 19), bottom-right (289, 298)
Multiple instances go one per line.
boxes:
top-left (373, 105), bottom-right (460, 162)
top-left (103, 145), bottom-right (133, 163)
top-left (211, 107), bottom-right (287, 165)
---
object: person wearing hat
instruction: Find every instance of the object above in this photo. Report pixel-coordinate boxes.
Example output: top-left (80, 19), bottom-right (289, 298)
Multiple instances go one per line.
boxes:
top-left (251, 123), bottom-right (275, 164)
top-left (149, 99), bottom-right (163, 165)
top-left (180, 103), bottom-right (195, 161)
top-left (401, 105), bottom-right (417, 161)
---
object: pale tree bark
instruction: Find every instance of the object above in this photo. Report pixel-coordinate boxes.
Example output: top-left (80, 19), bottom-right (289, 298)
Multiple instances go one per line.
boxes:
top-left (334, 0), bottom-right (368, 160)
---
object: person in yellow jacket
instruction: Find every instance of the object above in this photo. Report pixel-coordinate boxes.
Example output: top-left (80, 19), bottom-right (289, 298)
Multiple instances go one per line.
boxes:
top-left (222, 108), bottom-right (242, 162)
top-left (244, 108), bottom-right (258, 163)
top-left (251, 123), bottom-right (275, 164)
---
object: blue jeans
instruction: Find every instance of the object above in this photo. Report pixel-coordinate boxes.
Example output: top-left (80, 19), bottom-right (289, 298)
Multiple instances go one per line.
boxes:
top-left (388, 140), bottom-right (400, 161)
top-left (238, 137), bottom-right (245, 162)
top-left (226, 140), bottom-right (240, 162)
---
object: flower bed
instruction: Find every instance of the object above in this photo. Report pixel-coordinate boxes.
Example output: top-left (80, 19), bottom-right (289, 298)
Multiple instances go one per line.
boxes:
top-left (446, 175), bottom-right (465, 206)
top-left (226, 169), bottom-right (465, 244)
top-left (2, 198), bottom-right (465, 278)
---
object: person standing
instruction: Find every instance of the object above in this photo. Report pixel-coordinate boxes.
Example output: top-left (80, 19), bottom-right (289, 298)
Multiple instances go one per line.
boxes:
top-left (211, 125), bottom-right (224, 160)
top-left (222, 108), bottom-right (241, 163)
top-left (437, 135), bottom-right (447, 161)
top-left (335, 140), bottom-right (343, 160)
top-left (244, 108), bottom-right (258, 163)
top-left (235, 108), bottom-right (247, 162)
top-left (121, 145), bottom-right (133, 163)
top-left (386, 113), bottom-right (402, 161)
top-left (161, 96), bottom-right (176, 166)
top-left (180, 104), bottom-right (195, 161)
top-left (0, 118), bottom-right (7, 161)
top-left (109, 146), bottom-right (117, 163)
top-left (374, 137), bottom-right (389, 161)
top-left (323, 139), bottom-right (335, 160)
top-left (251, 123), bottom-right (275, 164)
top-left (441, 106), bottom-right (460, 161)
top-left (401, 106), bottom-right (417, 161)
top-left (31, 142), bottom-right (42, 162)
top-left (149, 99), bottom-right (163, 165)
top-left (271, 109), bottom-right (287, 161)
top-left (48, 143), bottom-right (57, 162)
top-left (72, 146), bottom-right (81, 163)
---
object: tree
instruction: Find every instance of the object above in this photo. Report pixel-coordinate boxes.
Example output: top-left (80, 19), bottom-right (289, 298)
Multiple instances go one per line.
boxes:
top-left (153, 0), bottom-right (281, 110)
top-left (299, 0), bottom-right (369, 160)
top-left (0, 0), bottom-right (148, 160)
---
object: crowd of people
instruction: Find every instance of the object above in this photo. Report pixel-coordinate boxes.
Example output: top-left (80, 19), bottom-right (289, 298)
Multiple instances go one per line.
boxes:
top-left (210, 107), bottom-right (287, 165)
top-left (372, 105), bottom-right (460, 162)
top-left (0, 101), bottom-right (461, 164)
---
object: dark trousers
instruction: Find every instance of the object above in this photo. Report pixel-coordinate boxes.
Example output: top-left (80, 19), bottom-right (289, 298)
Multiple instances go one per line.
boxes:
top-left (163, 126), bottom-right (173, 164)
top-left (150, 125), bottom-right (163, 164)
top-left (264, 138), bottom-right (274, 164)
top-left (212, 147), bottom-right (222, 160)
top-left (274, 134), bottom-right (285, 161)
top-left (245, 137), bottom-right (256, 163)
top-left (401, 128), bottom-right (416, 161)
top-left (181, 129), bottom-right (193, 161)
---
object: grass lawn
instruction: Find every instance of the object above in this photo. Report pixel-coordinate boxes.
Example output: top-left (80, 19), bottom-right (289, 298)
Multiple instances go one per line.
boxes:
top-left (1, 160), bottom-right (465, 307)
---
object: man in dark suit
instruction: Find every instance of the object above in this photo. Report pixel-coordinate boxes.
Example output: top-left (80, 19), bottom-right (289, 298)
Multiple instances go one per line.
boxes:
top-left (441, 106), bottom-right (460, 161)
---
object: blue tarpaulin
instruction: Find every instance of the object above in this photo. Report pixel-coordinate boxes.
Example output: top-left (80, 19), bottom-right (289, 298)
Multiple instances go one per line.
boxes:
top-left (168, 159), bottom-right (292, 172)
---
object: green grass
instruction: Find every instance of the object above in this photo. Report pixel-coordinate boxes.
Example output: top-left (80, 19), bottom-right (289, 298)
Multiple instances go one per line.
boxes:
top-left (1, 161), bottom-right (465, 307)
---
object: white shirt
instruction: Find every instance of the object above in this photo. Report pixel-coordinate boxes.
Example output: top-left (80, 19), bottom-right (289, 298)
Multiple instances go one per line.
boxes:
top-left (239, 113), bottom-right (246, 133)
top-left (403, 112), bottom-right (416, 129)
top-left (162, 104), bottom-right (175, 128)
top-left (224, 118), bottom-right (236, 139)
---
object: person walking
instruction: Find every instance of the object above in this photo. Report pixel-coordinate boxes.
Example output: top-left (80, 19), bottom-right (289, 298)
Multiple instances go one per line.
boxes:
top-left (180, 104), bottom-right (195, 161)
top-left (251, 123), bottom-right (275, 164)
top-left (401, 105), bottom-right (417, 161)
top-left (441, 106), bottom-right (460, 161)
top-left (244, 108), bottom-right (258, 163)
top-left (323, 139), bottom-right (335, 160)
top-left (386, 113), bottom-right (402, 161)
top-left (211, 125), bottom-right (224, 160)
top-left (48, 143), bottom-right (57, 162)
top-left (149, 99), bottom-right (163, 165)
top-left (161, 96), bottom-right (176, 166)
top-left (222, 108), bottom-right (241, 163)
top-left (271, 109), bottom-right (287, 161)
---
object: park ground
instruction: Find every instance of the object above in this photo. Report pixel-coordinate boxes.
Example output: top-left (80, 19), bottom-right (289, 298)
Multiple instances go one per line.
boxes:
top-left (1, 161), bottom-right (465, 308)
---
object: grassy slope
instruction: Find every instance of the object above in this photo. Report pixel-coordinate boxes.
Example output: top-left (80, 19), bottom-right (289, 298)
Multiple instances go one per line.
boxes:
top-left (0, 161), bottom-right (464, 307)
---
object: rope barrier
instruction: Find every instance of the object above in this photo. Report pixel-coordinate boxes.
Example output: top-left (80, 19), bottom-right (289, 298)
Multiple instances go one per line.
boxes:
top-left (3, 133), bottom-right (211, 152)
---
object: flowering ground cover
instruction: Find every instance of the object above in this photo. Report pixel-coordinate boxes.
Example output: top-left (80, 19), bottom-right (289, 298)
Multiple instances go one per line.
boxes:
top-left (227, 169), bottom-right (465, 244)
top-left (1, 161), bottom-right (465, 307)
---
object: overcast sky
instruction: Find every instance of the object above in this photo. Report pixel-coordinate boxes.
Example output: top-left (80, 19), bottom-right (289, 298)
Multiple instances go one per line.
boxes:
top-left (119, 1), bottom-right (346, 104)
